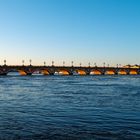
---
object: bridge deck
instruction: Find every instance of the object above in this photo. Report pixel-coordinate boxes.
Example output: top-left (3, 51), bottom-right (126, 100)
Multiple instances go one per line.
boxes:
top-left (0, 65), bottom-right (139, 75)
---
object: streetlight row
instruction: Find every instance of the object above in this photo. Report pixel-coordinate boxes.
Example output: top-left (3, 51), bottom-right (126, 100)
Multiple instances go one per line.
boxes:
top-left (2, 60), bottom-right (122, 67)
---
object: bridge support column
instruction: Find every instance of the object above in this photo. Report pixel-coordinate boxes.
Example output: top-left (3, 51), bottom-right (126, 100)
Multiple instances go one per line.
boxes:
top-left (138, 72), bottom-right (140, 75)
top-left (26, 73), bottom-right (32, 76)
top-left (86, 72), bottom-right (90, 75)
top-left (0, 73), bottom-right (7, 75)
top-left (69, 73), bottom-right (73, 75)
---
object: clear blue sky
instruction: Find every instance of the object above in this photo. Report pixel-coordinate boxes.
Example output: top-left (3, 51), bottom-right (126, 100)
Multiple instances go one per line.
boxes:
top-left (0, 0), bottom-right (140, 66)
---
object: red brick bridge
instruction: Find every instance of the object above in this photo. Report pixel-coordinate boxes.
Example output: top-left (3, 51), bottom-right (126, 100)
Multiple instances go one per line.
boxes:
top-left (0, 65), bottom-right (140, 75)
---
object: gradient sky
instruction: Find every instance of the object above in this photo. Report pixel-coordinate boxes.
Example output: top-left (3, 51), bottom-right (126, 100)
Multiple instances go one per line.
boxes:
top-left (0, 0), bottom-right (140, 66)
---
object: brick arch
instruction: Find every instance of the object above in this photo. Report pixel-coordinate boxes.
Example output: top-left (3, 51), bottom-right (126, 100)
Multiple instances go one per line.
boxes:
top-left (129, 70), bottom-right (138, 75)
top-left (105, 70), bottom-right (116, 75)
top-left (90, 69), bottom-right (102, 75)
top-left (18, 70), bottom-right (27, 75)
top-left (118, 69), bottom-right (127, 75)
top-left (4, 69), bottom-right (26, 76)
top-left (75, 69), bottom-right (86, 75)
top-left (41, 69), bottom-right (51, 75)
top-left (57, 69), bottom-right (70, 75)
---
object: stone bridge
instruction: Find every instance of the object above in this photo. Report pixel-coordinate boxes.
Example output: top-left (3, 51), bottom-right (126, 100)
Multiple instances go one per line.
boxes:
top-left (0, 65), bottom-right (140, 75)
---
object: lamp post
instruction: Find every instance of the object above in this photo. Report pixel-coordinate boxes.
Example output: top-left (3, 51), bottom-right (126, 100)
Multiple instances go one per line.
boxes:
top-left (94, 63), bottom-right (96, 67)
top-left (44, 61), bottom-right (46, 66)
top-left (103, 62), bottom-right (105, 67)
top-left (80, 63), bottom-right (82, 67)
top-left (88, 62), bottom-right (90, 67)
top-left (116, 64), bottom-right (118, 68)
top-left (29, 59), bottom-right (32, 66)
top-left (63, 61), bottom-right (65, 67)
top-left (52, 61), bottom-right (54, 66)
top-left (71, 61), bottom-right (74, 67)
top-left (4, 60), bottom-right (6, 66)
top-left (22, 60), bottom-right (24, 66)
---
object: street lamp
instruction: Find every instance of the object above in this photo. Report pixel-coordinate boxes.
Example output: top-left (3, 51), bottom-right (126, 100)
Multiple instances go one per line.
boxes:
top-left (63, 61), bottom-right (65, 67)
top-left (44, 61), bottom-right (46, 66)
top-left (88, 62), bottom-right (90, 67)
top-left (29, 59), bottom-right (32, 66)
top-left (22, 60), bottom-right (24, 66)
top-left (52, 61), bottom-right (54, 66)
top-left (94, 63), bottom-right (96, 67)
top-left (4, 60), bottom-right (6, 65)
top-left (80, 63), bottom-right (82, 67)
top-left (103, 62), bottom-right (105, 67)
top-left (116, 64), bottom-right (118, 68)
top-left (71, 61), bottom-right (74, 67)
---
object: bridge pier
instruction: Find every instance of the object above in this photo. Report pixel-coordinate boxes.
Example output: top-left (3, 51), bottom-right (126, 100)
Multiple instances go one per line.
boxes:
top-left (86, 72), bottom-right (90, 75)
top-left (138, 71), bottom-right (140, 75)
top-left (69, 73), bottom-right (73, 75)
top-left (0, 73), bottom-right (7, 75)
top-left (26, 73), bottom-right (32, 76)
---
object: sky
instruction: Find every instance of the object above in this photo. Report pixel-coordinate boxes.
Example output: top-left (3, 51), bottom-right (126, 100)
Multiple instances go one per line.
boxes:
top-left (0, 0), bottom-right (140, 66)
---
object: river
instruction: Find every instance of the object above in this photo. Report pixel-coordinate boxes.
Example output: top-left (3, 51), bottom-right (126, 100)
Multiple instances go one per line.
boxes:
top-left (0, 75), bottom-right (140, 139)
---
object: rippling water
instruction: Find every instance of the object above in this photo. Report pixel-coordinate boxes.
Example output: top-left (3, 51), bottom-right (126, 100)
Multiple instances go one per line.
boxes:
top-left (0, 75), bottom-right (140, 140)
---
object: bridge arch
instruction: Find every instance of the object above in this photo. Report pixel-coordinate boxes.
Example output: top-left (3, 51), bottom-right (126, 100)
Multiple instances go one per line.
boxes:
top-left (57, 69), bottom-right (70, 75)
top-left (129, 70), bottom-right (138, 75)
top-left (75, 69), bottom-right (86, 75)
top-left (118, 69), bottom-right (127, 75)
top-left (32, 70), bottom-right (44, 75)
top-left (6, 69), bottom-right (27, 76)
top-left (105, 70), bottom-right (116, 75)
top-left (41, 69), bottom-right (50, 75)
top-left (6, 69), bottom-right (20, 76)
top-left (90, 70), bottom-right (102, 75)
top-left (18, 70), bottom-right (28, 75)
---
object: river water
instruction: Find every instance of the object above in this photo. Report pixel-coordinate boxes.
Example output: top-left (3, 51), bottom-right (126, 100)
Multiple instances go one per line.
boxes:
top-left (0, 75), bottom-right (140, 140)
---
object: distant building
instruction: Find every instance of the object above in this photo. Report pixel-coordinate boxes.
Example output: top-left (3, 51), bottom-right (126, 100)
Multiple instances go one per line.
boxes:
top-left (123, 64), bottom-right (139, 68)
